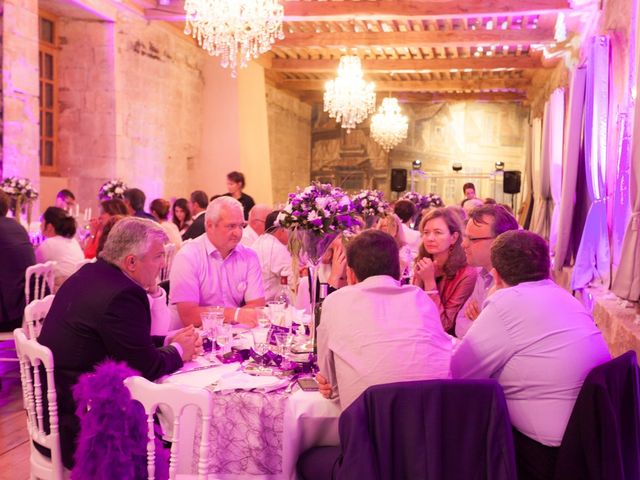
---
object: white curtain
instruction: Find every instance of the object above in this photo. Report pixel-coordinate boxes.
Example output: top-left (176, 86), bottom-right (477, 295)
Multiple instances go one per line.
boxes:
top-left (529, 117), bottom-right (547, 236)
top-left (554, 68), bottom-right (587, 270)
top-left (571, 36), bottom-right (611, 290)
top-left (547, 89), bottom-right (566, 253)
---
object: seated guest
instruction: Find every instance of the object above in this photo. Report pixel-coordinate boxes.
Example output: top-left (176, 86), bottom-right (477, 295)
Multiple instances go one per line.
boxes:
top-left (0, 190), bottom-right (36, 332)
top-left (240, 204), bottom-right (271, 247)
top-left (462, 197), bottom-right (484, 215)
top-left (224, 171), bottom-right (255, 220)
top-left (181, 190), bottom-right (208, 241)
top-left (251, 210), bottom-right (292, 302)
top-left (451, 230), bottom-right (610, 480)
top-left (38, 217), bottom-right (199, 469)
top-left (462, 182), bottom-right (477, 203)
top-left (123, 187), bottom-right (155, 221)
top-left (316, 229), bottom-right (452, 410)
top-left (170, 196), bottom-right (265, 327)
top-left (376, 213), bottom-right (413, 281)
top-left (150, 198), bottom-right (182, 249)
top-left (54, 189), bottom-right (76, 212)
top-left (455, 204), bottom-right (519, 338)
top-left (84, 199), bottom-right (129, 259)
top-left (413, 207), bottom-right (477, 334)
top-left (36, 207), bottom-right (84, 290)
top-left (393, 199), bottom-right (420, 258)
top-left (172, 197), bottom-right (192, 236)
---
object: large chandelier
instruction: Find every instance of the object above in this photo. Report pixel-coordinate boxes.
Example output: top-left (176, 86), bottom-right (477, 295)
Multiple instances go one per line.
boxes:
top-left (370, 97), bottom-right (409, 151)
top-left (184, 0), bottom-right (284, 77)
top-left (324, 56), bottom-right (376, 132)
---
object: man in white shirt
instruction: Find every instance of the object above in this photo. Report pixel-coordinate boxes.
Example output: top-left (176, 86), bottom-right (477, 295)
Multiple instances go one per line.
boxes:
top-left (170, 196), bottom-right (265, 327)
top-left (451, 230), bottom-right (610, 480)
top-left (317, 229), bottom-right (452, 410)
top-left (240, 204), bottom-right (271, 247)
top-left (394, 200), bottom-right (421, 258)
top-left (455, 204), bottom-right (519, 338)
top-left (251, 210), bottom-right (292, 301)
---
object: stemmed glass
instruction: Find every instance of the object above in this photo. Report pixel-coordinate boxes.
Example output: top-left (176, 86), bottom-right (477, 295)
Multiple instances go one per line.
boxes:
top-left (216, 324), bottom-right (233, 355)
top-left (251, 326), bottom-right (271, 371)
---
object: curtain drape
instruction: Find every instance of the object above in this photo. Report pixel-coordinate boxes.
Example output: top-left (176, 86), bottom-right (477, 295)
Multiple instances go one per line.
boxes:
top-left (554, 68), bottom-right (587, 270)
top-left (529, 116), bottom-right (548, 237)
top-left (548, 89), bottom-right (566, 253)
top-left (571, 36), bottom-right (611, 290)
top-left (518, 123), bottom-right (535, 229)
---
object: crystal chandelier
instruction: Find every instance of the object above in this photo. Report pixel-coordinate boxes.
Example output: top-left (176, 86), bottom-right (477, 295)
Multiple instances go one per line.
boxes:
top-left (370, 97), bottom-right (409, 152)
top-left (184, 0), bottom-right (284, 77)
top-left (324, 56), bottom-right (376, 132)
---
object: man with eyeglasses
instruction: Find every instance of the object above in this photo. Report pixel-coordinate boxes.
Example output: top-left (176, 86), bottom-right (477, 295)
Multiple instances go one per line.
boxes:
top-left (170, 196), bottom-right (265, 328)
top-left (455, 204), bottom-right (519, 338)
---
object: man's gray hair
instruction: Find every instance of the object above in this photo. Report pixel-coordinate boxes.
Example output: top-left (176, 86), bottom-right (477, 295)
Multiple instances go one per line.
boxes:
top-left (206, 196), bottom-right (243, 224)
top-left (99, 217), bottom-right (168, 264)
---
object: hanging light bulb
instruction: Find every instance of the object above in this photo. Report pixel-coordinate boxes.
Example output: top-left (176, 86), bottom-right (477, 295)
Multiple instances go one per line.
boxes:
top-left (370, 97), bottom-right (409, 152)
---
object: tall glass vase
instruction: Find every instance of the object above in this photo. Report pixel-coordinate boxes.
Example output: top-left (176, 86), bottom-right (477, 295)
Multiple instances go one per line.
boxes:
top-left (289, 229), bottom-right (337, 352)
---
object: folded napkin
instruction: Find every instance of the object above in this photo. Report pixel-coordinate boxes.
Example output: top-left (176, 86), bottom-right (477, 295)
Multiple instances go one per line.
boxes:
top-left (213, 370), bottom-right (289, 393)
top-left (164, 362), bottom-right (240, 388)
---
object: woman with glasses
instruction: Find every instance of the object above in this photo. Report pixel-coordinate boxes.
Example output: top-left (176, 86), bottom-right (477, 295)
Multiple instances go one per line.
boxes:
top-left (413, 207), bottom-right (477, 335)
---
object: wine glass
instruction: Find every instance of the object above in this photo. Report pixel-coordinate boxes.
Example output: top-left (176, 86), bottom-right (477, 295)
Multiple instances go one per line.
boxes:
top-left (273, 331), bottom-right (292, 357)
top-left (255, 307), bottom-right (272, 329)
top-left (251, 327), bottom-right (270, 369)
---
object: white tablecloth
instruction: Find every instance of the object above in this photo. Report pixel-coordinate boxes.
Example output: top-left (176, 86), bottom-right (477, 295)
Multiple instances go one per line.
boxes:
top-left (160, 360), bottom-right (341, 479)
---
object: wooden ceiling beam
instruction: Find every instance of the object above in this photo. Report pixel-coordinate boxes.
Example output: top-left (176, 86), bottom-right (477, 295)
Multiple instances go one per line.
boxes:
top-left (280, 78), bottom-right (531, 92)
top-left (270, 55), bottom-right (545, 73)
top-left (282, 0), bottom-right (571, 21)
top-left (275, 29), bottom-right (555, 49)
top-left (299, 91), bottom-right (528, 104)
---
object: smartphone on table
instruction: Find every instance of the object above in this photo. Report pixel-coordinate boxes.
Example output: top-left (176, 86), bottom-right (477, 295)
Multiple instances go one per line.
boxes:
top-left (297, 377), bottom-right (319, 391)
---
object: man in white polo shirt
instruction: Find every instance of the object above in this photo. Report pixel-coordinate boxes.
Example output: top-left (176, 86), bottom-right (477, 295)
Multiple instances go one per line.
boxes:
top-left (170, 196), bottom-right (265, 327)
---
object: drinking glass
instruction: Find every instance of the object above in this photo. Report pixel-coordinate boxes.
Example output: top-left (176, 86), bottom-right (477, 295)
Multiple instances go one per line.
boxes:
top-left (216, 324), bottom-right (233, 355)
top-left (255, 307), bottom-right (272, 330)
top-left (251, 327), bottom-right (270, 367)
top-left (273, 331), bottom-right (292, 357)
top-left (266, 300), bottom-right (286, 326)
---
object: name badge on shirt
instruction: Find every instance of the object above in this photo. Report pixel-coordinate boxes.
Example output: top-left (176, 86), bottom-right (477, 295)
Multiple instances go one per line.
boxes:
top-left (237, 281), bottom-right (247, 293)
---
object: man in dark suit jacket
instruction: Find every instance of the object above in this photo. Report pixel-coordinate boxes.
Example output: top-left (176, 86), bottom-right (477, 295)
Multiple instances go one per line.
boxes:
top-left (124, 187), bottom-right (156, 221)
top-left (38, 217), bottom-right (199, 469)
top-left (0, 191), bottom-right (35, 332)
top-left (181, 190), bottom-right (208, 240)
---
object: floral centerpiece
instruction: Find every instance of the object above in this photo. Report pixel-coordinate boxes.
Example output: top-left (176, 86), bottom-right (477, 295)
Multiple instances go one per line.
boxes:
top-left (277, 182), bottom-right (357, 352)
top-left (98, 179), bottom-right (127, 201)
top-left (351, 189), bottom-right (389, 228)
top-left (401, 191), bottom-right (444, 210)
top-left (1, 176), bottom-right (39, 224)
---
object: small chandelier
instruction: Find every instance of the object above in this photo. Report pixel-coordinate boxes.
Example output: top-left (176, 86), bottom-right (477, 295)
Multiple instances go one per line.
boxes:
top-left (324, 56), bottom-right (376, 132)
top-left (370, 97), bottom-right (408, 151)
top-left (184, 0), bottom-right (284, 77)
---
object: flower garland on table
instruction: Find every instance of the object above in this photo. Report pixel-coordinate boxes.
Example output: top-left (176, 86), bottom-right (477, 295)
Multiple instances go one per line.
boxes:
top-left (98, 179), bottom-right (128, 201)
top-left (401, 191), bottom-right (444, 210)
top-left (1, 176), bottom-right (39, 224)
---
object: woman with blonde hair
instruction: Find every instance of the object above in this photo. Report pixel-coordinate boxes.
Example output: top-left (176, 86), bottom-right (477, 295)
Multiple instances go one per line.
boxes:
top-left (413, 207), bottom-right (477, 334)
top-left (376, 213), bottom-right (413, 282)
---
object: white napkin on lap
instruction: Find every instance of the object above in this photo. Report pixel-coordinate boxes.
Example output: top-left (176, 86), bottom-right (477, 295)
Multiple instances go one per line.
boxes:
top-left (213, 370), bottom-right (288, 392)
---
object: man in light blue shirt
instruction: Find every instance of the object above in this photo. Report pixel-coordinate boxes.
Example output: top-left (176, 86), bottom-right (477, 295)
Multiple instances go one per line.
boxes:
top-left (452, 230), bottom-right (610, 480)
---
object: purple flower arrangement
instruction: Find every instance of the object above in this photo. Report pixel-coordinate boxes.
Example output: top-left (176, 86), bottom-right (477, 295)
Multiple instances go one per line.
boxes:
top-left (98, 179), bottom-right (128, 201)
top-left (401, 191), bottom-right (444, 210)
top-left (277, 182), bottom-right (358, 234)
top-left (351, 189), bottom-right (389, 217)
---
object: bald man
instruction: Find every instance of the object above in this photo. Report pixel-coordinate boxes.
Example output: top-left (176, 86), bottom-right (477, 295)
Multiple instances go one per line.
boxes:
top-left (241, 204), bottom-right (272, 247)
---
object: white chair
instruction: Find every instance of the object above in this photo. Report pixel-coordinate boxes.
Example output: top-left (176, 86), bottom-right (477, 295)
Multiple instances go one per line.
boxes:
top-left (25, 261), bottom-right (56, 305)
top-left (14, 328), bottom-right (66, 480)
top-left (124, 376), bottom-right (212, 480)
top-left (23, 295), bottom-right (55, 339)
top-left (159, 243), bottom-right (176, 283)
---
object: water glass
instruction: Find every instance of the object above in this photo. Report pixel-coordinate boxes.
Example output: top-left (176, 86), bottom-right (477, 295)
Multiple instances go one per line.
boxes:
top-left (251, 327), bottom-right (270, 365)
top-left (255, 307), bottom-right (272, 330)
top-left (216, 324), bottom-right (233, 355)
top-left (273, 331), bottom-right (292, 357)
top-left (266, 300), bottom-right (286, 326)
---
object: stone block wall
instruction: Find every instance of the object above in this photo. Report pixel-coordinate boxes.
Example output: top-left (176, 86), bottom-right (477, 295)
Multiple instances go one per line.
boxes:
top-left (114, 17), bottom-right (205, 203)
top-left (266, 84), bottom-right (311, 204)
top-left (1, 0), bottom-right (39, 190)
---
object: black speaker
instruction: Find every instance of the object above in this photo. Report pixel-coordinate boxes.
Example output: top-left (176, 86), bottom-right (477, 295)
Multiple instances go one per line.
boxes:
top-left (390, 169), bottom-right (407, 192)
top-left (503, 171), bottom-right (521, 194)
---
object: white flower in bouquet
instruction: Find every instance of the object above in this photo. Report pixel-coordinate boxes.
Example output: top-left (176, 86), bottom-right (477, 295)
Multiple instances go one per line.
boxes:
top-left (351, 189), bottom-right (389, 217)
top-left (98, 179), bottom-right (128, 201)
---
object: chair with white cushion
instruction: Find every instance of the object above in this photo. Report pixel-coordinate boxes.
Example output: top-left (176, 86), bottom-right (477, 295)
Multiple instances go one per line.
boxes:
top-left (159, 243), bottom-right (176, 283)
top-left (25, 261), bottom-right (56, 305)
top-left (14, 327), bottom-right (66, 480)
top-left (24, 294), bottom-right (55, 339)
top-left (124, 376), bottom-right (212, 480)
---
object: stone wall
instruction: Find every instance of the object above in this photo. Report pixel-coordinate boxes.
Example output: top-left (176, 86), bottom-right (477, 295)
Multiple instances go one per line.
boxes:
top-left (266, 84), bottom-right (311, 204)
top-left (1, 0), bottom-right (39, 189)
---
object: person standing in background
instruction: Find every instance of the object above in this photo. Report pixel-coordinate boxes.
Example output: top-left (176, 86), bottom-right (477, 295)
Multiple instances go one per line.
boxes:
top-left (224, 171), bottom-right (255, 220)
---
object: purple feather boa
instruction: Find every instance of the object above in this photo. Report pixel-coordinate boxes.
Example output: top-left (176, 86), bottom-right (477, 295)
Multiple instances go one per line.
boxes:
top-left (71, 360), bottom-right (168, 480)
